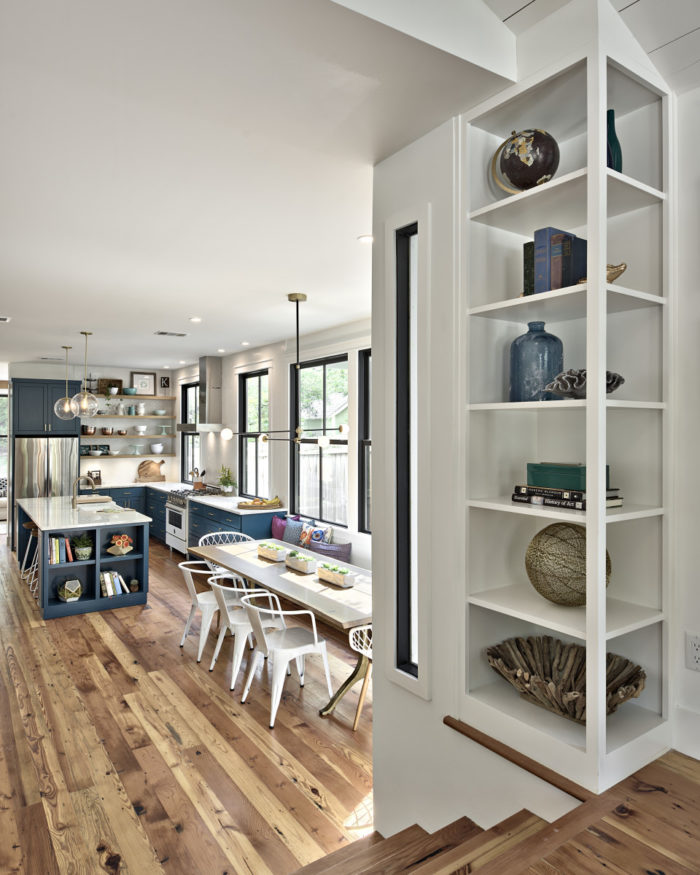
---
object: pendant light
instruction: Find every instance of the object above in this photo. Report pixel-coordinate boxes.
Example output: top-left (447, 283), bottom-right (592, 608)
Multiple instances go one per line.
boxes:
top-left (53, 345), bottom-right (76, 420)
top-left (70, 331), bottom-right (99, 417)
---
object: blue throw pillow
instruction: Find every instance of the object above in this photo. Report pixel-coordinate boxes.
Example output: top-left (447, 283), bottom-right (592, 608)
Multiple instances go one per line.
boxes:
top-left (282, 519), bottom-right (304, 545)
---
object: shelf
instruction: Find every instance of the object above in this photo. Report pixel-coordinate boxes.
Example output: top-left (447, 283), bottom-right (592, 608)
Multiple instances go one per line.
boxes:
top-left (101, 552), bottom-right (144, 562)
top-left (108, 394), bottom-right (176, 401)
top-left (468, 400), bottom-right (665, 411)
top-left (467, 496), bottom-right (664, 523)
top-left (469, 169), bottom-right (587, 234)
top-left (468, 169), bottom-right (664, 237)
top-left (607, 170), bottom-right (665, 216)
top-left (468, 584), bottom-right (664, 641)
top-left (469, 400), bottom-right (585, 411)
top-left (466, 682), bottom-right (664, 753)
top-left (81, 436), bottom-right (173, 441)
top-left (81, 453), bottom-right (176, 459)
top-left (468, 284), bottom-right (665, 323)
top-left (48, 559), bottom-right (95, 569)
top-left (93, 415), bottom-right (175, 419)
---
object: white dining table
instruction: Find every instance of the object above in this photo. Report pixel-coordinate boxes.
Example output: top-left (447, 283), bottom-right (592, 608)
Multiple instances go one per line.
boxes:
top-left (188, 538), bottom-right (372, 717)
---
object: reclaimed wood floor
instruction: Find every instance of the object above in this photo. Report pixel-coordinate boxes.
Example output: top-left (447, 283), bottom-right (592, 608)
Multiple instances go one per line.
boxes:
top-left (0, 538), bottom-right (373, 874)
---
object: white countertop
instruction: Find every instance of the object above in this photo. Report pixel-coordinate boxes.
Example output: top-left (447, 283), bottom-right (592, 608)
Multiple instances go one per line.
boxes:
top-left (17, 497), bottom-right (152, 531)
top-left (188, 494), bottom-right (288, 516)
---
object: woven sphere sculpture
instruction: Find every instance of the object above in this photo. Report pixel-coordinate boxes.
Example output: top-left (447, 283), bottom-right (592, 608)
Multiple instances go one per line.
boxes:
top-left (525, 523), bottom-right (610, 606)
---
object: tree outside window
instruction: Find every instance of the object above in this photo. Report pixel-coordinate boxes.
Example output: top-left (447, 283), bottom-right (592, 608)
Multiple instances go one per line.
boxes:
top-left (181, 383), bottom-right (200, 483)
top-left (292, 356), bottom-right (348, 525)
top-left (239, 370), bottom-right (269, 498)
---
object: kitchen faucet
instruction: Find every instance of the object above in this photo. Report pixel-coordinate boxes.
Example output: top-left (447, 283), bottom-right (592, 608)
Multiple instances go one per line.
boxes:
top-left (72, 475), bottom-right (95, 509)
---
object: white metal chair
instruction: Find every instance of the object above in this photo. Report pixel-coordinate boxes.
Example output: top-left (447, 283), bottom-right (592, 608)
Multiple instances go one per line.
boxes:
top-left (349, 624), bottom-right (373, 731)
top-left (207, 575), bottom-right (284, 689)
top-left (198, 531), bottom-right (254, 586)
top-left (20, 523), bottom-right (40, 597)
top-left (178, 561), bottom-right (240, 662)
top-left (240, 593), bottom-right (333, 728)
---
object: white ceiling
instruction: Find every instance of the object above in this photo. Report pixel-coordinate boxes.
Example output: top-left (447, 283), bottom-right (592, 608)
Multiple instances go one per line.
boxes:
top-left (484, 0), bottom-right (700, 92)
top-left (0, 0), bottom-right (510, 369)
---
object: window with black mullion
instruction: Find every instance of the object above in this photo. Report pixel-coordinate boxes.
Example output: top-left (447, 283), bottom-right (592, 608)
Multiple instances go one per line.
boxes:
top-left (238, 369), bottom-right (269, 498)
top-left (358, 349), bottom-right (371, 534)
top-left (290, 355), bottom-right (348, 526)
top-left (180, 382), bottom-right (200, 484)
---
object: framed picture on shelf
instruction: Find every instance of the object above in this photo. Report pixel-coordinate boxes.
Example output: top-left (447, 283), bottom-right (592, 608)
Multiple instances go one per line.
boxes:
top-left (96, 378), bottom-right (123, 395)
top-left (130, 371), bottom-right (156, 395)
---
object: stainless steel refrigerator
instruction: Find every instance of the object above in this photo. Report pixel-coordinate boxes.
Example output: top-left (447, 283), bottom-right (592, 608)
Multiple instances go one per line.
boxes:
top-left (12, 436), bottom-right (79, 546)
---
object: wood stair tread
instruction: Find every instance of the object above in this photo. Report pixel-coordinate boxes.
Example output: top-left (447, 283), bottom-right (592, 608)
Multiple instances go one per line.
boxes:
top-left (294, 826), bottom-right (425, 875)
top-left (408, 809), bottom-right (547, 874)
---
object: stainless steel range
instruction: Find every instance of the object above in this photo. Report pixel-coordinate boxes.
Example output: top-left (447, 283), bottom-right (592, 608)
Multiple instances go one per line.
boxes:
top-left (165, 486), bottom-right (223, 553)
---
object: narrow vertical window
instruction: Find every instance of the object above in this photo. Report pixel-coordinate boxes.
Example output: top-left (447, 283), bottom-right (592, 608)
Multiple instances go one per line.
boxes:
top-left (396, 222), bottom-right (418, 676)
top-left (358, 349), bottom-right (372, 534)
top-left (238, 370), bottom-right (269, 498)
top-left (181, 382), bottom-right (200, 483)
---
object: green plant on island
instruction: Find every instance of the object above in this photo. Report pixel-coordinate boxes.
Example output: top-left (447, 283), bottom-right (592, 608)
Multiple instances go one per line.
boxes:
top-left (218, 465), bottom-right (236, 489)
top-left (321, 562), bottom-right (349, 574)
top-left (288, 550), bottom-right (313, 561)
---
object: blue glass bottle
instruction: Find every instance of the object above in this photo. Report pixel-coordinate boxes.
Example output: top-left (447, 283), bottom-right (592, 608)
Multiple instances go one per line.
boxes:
top-left (509, 321), bottom-right (563, 402)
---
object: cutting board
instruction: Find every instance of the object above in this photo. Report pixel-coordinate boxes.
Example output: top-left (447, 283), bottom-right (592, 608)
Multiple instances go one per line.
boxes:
top-left (136, 459), bottom-right (166, 482)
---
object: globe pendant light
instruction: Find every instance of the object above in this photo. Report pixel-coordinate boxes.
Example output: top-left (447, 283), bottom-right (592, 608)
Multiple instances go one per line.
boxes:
top-left (70, 331), bottom-right (99, 417)
top-left (53, 345), bottom-right (76, 420)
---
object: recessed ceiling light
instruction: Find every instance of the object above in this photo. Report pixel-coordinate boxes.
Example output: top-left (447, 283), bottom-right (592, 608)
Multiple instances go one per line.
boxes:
top-left (179, 360), bottom-right (186, 364)
top-left (217, 348), bottom-right (225, 353)
top-left (189, 316), bottom-right (202, 323)
top-left (163, 365), bottom-right (170, 369)
top-left (241, 341), bottom-right (250, 347)
top-left (357, 234), bottom-right (373, 244)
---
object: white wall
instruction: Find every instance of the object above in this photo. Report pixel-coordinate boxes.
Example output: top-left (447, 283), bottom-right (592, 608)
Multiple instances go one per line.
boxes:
top-left (672, 84), bottom-right (700, 756)
top-left (174, 320), bottom-right (373, 568)
top-left (372, 119), bottom-right (579, 836)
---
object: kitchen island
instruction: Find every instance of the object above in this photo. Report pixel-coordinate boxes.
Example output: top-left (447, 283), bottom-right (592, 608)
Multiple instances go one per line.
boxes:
top-left (16, 497), bottom-right (151, 619)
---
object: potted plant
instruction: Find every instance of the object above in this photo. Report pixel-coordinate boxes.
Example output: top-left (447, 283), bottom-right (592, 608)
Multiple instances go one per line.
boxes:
top-left (258, 541), bottom-right (287, 562)
top-left (218, 465), bottom-right (237, 494)
top-left (71, 532), bottom-right (93, 561)
top-left (286, 549), bottom-right (317, 574)
top-left (318, 562), bottom-right (354, 588)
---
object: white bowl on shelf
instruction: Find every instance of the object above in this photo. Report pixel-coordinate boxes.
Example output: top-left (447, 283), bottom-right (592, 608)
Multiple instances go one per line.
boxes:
top-left (88, 450), bottom-right (102, 456)
top-left (150, 443), bottom-right (164, 453)
top-left (153, 409), bottom-right (167, 416)
top-left (134, 425), bottom-right (148, 435)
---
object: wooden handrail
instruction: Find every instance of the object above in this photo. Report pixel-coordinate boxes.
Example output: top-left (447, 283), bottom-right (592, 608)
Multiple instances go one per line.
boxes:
top-left (443, 715), bottom-right (594, 802)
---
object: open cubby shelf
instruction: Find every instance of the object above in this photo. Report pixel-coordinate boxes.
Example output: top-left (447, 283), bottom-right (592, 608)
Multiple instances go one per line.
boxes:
top-left (461, 51), bottom-right (671, 792)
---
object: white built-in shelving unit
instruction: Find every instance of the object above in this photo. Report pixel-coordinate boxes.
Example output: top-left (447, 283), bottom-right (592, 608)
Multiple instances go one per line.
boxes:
top-left (459, 50), bottom-right (672, 792)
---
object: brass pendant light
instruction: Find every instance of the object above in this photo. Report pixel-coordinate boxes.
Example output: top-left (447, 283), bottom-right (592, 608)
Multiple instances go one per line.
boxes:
top-left (53, 345), bottom-right (76, 420)
top-left (70, 331), bottom-right (99, 417)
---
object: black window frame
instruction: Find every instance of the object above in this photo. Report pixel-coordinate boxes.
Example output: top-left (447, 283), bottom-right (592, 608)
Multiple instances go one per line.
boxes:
top-left (238, 368), bottom-right (269, 498)
top-left (0, 389), bottom-right (8, 482)
top-left (290, 353), bottom-right (349, 527)
top-left (395, 222), bottom-right (418, 678)
top-left (180, 381), bottom-right (200, 484)
top-left (358, 348), bottom-right (371, 534)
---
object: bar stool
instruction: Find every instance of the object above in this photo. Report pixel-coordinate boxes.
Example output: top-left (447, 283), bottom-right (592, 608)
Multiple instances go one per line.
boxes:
top-left (21, 522), bottom-right (40, 596)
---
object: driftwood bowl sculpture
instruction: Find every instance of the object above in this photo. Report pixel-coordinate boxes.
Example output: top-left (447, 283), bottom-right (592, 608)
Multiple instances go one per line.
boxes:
top-left (486, 636), bottom-right (646, 724)
top-left (545, 368), bottom-right (625, 399)
top-left (576, 263), bottom-right (627, 284)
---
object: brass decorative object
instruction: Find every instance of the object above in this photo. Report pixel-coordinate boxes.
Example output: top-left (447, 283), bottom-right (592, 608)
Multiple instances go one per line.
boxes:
top-left (486, 636), bottom-right (646, 723)
top-left (525, 522), bottom-right (610, 607)
top-left (577, 263), bottom-right (627, 284)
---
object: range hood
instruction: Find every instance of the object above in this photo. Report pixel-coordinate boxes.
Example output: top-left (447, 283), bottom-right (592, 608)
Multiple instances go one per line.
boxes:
top-left (177, 356), bottom-right (223, 432)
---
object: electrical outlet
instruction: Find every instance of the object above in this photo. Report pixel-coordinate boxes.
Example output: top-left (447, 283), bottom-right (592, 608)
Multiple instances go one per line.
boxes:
top-left (685, 633), bottom-right (700, 671)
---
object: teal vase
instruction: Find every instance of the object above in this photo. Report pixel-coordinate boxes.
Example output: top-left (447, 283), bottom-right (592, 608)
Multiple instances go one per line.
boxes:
top-left (606, 109), bottom-right (622, 173)
top-left (509, 321), bottom-right (563, 402)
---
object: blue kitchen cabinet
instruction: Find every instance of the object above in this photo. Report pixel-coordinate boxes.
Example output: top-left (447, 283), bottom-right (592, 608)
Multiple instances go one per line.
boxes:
top-left (13, 378), bottom-right (82, 435)
top-left (145, 487), bottom-right (167, 542)
top-left (187, 501), bottom-right (276, 548)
